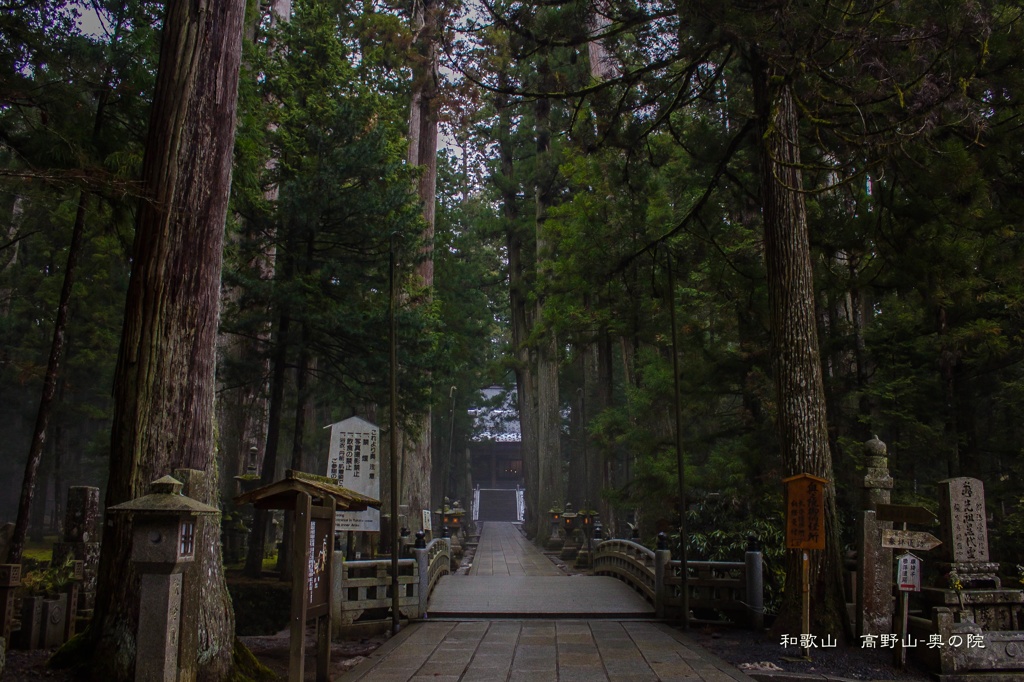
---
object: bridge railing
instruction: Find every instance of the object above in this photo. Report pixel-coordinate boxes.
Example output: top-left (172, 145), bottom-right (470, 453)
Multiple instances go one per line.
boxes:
top-left (414, 537), bottom-right (451, 616)
top-left (330, 538), bottom-right (451, 636)
top-left (592, 539), bottom-right (763, 628)
top-left (592, 539), bottom-right (660, 605)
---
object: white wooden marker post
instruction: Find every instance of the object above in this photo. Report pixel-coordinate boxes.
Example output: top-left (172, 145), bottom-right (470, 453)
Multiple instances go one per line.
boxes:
top-left (896, 552), bottom-right (922, 668)
top-left (882, 519), bottom-right (937, 670)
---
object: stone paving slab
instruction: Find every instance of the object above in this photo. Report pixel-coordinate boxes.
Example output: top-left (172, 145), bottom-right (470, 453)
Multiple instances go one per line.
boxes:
top-left (428, 575), bottom-right (654, 617)
top-left (339, 621), bottom-right (757, 682)
top-left (470, 521), bottom-right (563, 576)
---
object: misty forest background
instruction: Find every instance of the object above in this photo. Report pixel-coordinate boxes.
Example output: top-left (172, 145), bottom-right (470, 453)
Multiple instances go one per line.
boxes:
top-left (3, 0), bottom-right (1024, 624)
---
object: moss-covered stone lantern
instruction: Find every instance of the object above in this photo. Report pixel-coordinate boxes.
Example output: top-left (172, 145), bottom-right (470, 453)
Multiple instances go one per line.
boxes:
top-left (109, 475), bottom-right (219, 682)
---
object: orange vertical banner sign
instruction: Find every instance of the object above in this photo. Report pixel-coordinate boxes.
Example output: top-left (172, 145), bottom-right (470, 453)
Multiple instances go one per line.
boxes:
top-left (784, 473), bottom-right (828, 551)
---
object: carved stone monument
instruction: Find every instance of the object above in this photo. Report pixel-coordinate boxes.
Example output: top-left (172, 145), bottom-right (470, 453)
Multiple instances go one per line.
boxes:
top-left (937, 477), bottom-right (999, 588)
top-left (908, 476), bottom-right (1024, 679)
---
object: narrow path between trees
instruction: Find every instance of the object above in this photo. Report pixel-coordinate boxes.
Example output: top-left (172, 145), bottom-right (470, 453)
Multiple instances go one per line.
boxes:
top-left (428, 521), bottom-right (651, 617)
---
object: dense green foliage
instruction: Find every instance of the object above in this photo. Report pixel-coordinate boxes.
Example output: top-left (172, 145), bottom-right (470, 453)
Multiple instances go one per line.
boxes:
top-left (450, 0), bottom-right (1024, 589)
top-left (0, 0), bottom-right (160, 516)
top-left (4, 0), bottom-right (1024, 630)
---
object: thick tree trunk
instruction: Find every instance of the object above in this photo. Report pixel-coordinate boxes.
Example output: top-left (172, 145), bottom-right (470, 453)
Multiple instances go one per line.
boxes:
top-left (532, 54), bottom-right (562, 541)
top-left (90, 0), bottom-right (246, 679)
top-left (495, 79), bottom-right (540, 534)
top-left (401, 0), bottom-right (441, 529)
top-left (752, 58), bottom-right (850, 639)
top-left (244, 306), bottom-right (291, 577)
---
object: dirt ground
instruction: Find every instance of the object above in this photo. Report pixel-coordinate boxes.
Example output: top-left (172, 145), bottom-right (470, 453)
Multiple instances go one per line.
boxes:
top-left (1, 630), bottom-right (385, 681)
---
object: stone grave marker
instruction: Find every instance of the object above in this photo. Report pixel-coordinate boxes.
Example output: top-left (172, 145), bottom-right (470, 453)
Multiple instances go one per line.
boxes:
top-left (857, 436), bottom-right (894, 638)
top-left (938, 477), bottom-right (989, 563)
top-left (937, 476), bottom-right (1000, 588)
top-left (51, 486), bottom-right (100, 616)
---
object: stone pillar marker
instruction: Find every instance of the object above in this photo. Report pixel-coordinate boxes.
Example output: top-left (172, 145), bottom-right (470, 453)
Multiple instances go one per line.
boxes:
top-left (857, 436), bottom-right (894, 637)
top-left (109, 476), bottom-right (219, 682)
top-left (0, 564), bottom-right (21, 645)
top-left (937, 476), bottom-right (999, 587)
top-left (51, 486), bottom-right (100, 623)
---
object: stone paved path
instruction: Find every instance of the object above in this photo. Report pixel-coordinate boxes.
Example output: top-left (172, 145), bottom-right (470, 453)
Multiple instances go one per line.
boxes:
top-left (338, 522), bottom-right (755, 682)
top-left (428, 522), bottom-right (653, 617)
top-left (340, 620), bottom-right (756, 682)
top-left (469, 520), bottom-right (563, 575)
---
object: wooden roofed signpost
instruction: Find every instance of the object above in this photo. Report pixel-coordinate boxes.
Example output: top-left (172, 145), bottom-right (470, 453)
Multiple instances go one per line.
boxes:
top-left (235, 470), bottom-right (381, 682)
top-left (784, 473), bottom-right (828, 659)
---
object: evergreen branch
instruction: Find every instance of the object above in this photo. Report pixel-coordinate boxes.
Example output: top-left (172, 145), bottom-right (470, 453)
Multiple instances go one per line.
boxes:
top-left (616, 117), bottom-right (756, 273)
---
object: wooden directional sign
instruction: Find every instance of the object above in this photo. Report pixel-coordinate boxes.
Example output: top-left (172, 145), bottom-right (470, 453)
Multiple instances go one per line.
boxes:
top-left (875, 503), bottom-right (937, 526)
top-left (881, 529), bottom-right (941, 552)
top-left (784, 473), bottom-right (829, 550)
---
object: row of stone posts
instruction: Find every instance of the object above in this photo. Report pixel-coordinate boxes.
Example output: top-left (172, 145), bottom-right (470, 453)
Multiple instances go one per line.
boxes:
top-left (1, 486), bottom-right (100, 654)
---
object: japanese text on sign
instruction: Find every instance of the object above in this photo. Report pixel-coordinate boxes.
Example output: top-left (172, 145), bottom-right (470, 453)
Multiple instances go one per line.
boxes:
top-left (326, 416), bottom-right (381, 532)
top-left (784, 474), bottom-right (828, 550)
top-left (306, 518), bottom-right (330, 617)
top-left (897, 553), bottom-right (921, 592)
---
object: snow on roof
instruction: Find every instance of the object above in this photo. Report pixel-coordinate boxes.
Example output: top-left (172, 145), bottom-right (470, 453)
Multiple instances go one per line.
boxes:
top-left (471, 386), bottom-right (521, 443)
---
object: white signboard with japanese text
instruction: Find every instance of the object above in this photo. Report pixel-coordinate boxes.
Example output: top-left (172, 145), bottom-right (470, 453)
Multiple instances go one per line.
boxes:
top-left (326, 416), bottom-right (380, 532)
top-left (897, 552), bottom-right (922, 592)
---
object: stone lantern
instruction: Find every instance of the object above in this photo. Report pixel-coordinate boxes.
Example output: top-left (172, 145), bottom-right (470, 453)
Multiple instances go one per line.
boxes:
top-left (560, 503), bottom-right (579, 560)
top-left (109, 475), bottom-right (219, 682)
top-left (546, 506), bottom-right (564, 551)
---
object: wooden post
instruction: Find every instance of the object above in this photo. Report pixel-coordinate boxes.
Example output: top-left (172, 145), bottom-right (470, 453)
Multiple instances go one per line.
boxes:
top-left (289, 491), bottom-right (311, 682)
top-left (801, 551), bottom-right (810, 658)
top-left (312, 502), bottom-right (335, 682)
top-left (896, 590), bottom-right (909, 668)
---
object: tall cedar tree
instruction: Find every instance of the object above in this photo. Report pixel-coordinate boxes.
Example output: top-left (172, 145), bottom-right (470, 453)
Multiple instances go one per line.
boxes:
top-left (90, 0), bottom-right (246, 679)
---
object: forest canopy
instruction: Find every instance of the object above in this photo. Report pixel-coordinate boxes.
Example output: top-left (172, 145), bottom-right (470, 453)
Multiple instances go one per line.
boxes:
top-left (2, 0), bottom-right (1024, 664)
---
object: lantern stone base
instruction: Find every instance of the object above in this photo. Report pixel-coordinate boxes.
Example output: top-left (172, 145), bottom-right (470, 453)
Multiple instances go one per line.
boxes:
top-left (545, 535), bottom-right (564, 552)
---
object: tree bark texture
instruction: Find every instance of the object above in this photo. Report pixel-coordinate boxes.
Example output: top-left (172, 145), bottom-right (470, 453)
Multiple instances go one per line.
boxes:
top-left (244, 305), bottom-right (291, 577)
top-left (496, 81), bottom-right (540, 534)
top-left (752, 60), bottom-right (850, 638)
top-left (532, 54), bottom-right (562, 542)
top-left (400, 0), bottom-right (441, 529)
top-left (91, 0), bottom-right (246, 679)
